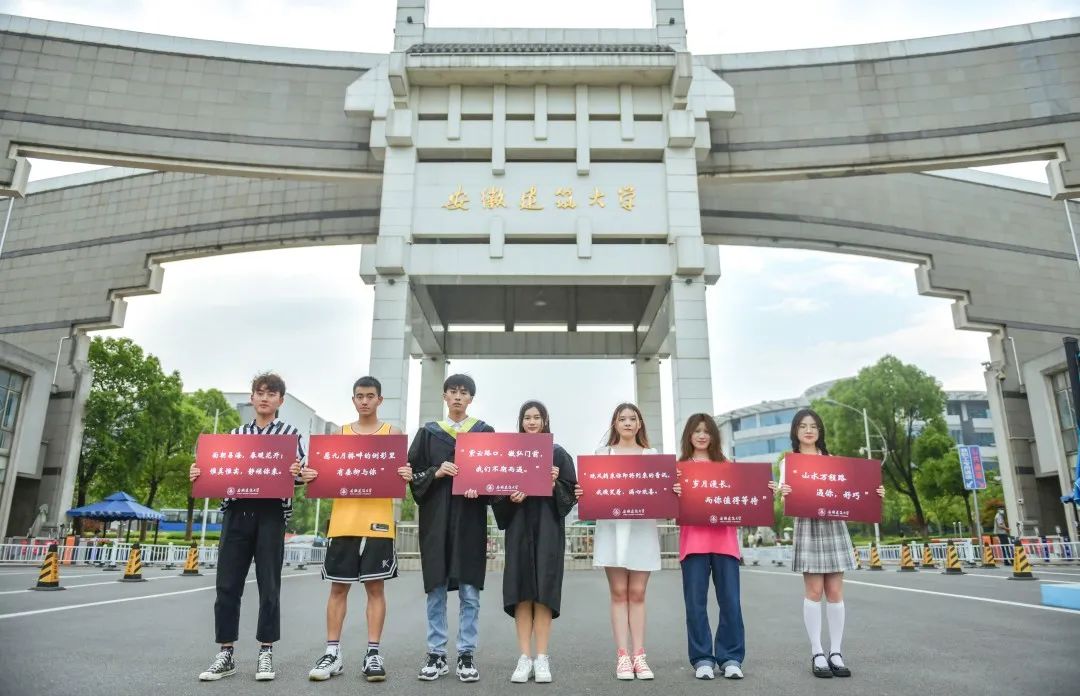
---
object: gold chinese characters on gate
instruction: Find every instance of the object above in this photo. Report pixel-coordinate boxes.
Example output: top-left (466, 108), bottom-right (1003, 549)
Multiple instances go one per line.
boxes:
top-left (442, 186), bottom-right (637, 212)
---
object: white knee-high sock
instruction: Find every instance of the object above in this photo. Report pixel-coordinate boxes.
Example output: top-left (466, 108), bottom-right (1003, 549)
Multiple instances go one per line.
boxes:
top-left (802, 599), bottom-right (823, 656)
top-left (826, 601), bottom-right (845, 658)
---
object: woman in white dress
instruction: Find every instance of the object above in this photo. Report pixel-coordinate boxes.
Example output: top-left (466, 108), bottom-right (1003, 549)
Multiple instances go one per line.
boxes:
top-left (575, 402), bottom-right (660, 680)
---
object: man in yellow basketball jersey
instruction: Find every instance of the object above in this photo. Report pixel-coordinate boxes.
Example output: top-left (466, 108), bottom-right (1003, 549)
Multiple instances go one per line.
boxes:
top-left (307, 376), bottom-right (413, 683)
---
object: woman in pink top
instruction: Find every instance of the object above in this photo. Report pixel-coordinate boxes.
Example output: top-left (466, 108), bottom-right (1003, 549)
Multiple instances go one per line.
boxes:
top-left (672, 414), bottom-right (745, 681)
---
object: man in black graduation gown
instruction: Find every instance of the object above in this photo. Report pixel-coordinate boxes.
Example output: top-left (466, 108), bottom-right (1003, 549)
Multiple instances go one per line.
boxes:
top-left (409, 374), bottom-right (494, 683)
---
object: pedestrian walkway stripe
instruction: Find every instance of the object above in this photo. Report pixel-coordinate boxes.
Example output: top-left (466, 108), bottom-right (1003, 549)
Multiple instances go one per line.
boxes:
top-left (0, 572), bottom-right (318, 620)
top-left (743, 569), bottom-right (1080, 616)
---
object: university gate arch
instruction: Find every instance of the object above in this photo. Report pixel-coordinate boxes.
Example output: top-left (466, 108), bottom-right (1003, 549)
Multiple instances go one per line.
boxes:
top-left (0, 3), bottom-right (1078, 539)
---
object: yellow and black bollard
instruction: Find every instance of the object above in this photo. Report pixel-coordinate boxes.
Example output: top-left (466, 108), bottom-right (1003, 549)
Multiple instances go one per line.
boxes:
top-left (30, 543), bottom-right (65, 591)
top-left (920, 544), bottom-right (937, 569)
top-left (853, 547), bottom-right (862, 570)
top-left (897, 542), bottom-right (917, 572)
top-left (119, 543), bottom-right (147, 582)
top-left (1007, 541), bottom-right (1037, 581)
top-left (942, 540), bottom-right (965, 575)
top-left (181, 543), bottom-right (202, 577)
top-left (981, 544), bottom-right (998, 568)
top-left (868, 542), bottom-right (884, 570)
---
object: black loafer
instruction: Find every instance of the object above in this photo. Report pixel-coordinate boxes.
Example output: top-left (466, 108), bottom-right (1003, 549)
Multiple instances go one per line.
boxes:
top-left (811, 653), bottom-right (833, 678)
top-left (828, 653), bottom-right (852, 678)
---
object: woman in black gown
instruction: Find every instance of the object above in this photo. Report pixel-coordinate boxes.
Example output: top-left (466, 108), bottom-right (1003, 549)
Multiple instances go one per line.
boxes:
top-left (492, 400), bottom-right (578, 684)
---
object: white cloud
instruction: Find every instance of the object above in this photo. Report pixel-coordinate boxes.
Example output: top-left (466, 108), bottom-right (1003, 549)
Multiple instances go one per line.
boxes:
top-left (714, 303), bottom-right (990, 409)
top-left (758, 297), bottom-right (827, 313)
top-left (762, 256), bottom-right (915, 298)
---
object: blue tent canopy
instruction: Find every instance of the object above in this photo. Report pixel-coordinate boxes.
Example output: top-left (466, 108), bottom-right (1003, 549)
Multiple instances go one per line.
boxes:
top-left (66, 491), bottom-right (164, 521)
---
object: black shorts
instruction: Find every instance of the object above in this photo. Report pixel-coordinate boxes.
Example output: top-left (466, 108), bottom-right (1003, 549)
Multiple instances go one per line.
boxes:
top-left (322, 536), bottom-right (398, 583)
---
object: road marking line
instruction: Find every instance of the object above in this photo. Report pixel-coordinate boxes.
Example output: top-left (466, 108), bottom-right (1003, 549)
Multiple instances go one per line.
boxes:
top-left (0, 571), bottom-right (126, 580)
top-left (742, 569), bottom-right (1080, 615)
top-left (0, 572), bottom-right (318, 620)
top-left (0, 572), bottom-right (218, 595)
top-left (958, 571), bottom-right (1066, 584)
top-left (1026, 568), bottom-right (1080, 578)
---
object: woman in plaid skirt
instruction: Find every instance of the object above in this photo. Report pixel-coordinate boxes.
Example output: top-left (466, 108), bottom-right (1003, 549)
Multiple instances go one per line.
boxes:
top-left (768, 408), bottom-right (884, 679)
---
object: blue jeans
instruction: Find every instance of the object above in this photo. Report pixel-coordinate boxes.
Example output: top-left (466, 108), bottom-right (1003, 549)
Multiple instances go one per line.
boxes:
top-left (426, 582), bottom-right (480, 655)
top-left (681, 553), bottom-right (745, 668)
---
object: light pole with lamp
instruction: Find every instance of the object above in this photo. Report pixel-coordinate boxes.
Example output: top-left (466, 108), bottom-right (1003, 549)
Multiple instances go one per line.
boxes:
top-left (200, 409), bottom-right (219, 547)
top-left (822, 399), bottom-right (889, 546)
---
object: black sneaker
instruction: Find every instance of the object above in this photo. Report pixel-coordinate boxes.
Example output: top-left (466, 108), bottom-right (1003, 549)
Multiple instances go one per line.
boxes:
top-left (198, 650), bottom-right (237, 681)
top-left (256, 649), bottom-right (275, 681)
top-left (418, 652), bottom-right (448, 681)
top-left (457, 652), bottom-right (479, 682)
top-left (363, 650), bottom-right (387, 682)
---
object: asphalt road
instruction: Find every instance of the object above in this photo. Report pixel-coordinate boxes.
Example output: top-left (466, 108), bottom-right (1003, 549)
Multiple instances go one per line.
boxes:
top-left (0, 561), bottom-right (1078, 695)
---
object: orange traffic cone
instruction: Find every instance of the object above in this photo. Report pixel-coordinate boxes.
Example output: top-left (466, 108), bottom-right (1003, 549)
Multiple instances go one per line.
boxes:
top-left (868, 543), bottom-right (884, 570)
top-left (30, 543), bottom-right (65, 591)
top-left (181, 543), bottom-right (202, 577)
top-left (920, 544), bottom-right (936, 569)
top-left (897, 542), bottom-right (917, 572)
top-left (119, 543), bottom-right (147, 582)
top-left (942, 540), bottom-right (964, 575)
top-left (1007, 541), bottom-right (1036, 581)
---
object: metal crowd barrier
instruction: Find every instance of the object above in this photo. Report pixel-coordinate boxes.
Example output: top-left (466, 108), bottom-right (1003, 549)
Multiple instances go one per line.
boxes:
top-left (741, 545), bottom-right (793, 567)
top-left (853, 540), bottom-right (1080, 566)
top-left (5, 535), bottom-right (1077, 571)
top-left (0, 541), bottom-right (270, 570)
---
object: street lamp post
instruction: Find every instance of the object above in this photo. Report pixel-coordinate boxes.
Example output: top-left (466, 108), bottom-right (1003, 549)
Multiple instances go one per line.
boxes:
top-left (824, 399), bottom-right (886, 546)
top-left (200, 409), bottom-right (219, 547)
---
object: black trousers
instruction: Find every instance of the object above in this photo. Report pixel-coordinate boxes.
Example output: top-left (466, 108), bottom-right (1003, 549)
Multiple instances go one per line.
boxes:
top-left (214, 502), bottom-right (286, 643)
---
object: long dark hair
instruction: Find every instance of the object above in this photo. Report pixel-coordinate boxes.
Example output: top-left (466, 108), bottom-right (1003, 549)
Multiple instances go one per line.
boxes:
top-left (518, 400), bottom-right (550, 433)
top-left (678, 413), bottom-right (725, 462)
top-left (790, 408), bottom-right (829, 455)
top-left (605, 402), bottom-right (650, 448)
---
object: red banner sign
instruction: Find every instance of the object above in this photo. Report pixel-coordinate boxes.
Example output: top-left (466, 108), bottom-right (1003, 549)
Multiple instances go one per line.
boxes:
top-left (453, 432), bottom-right (554, 496)
top-left (676, 460), bottom-right (775, 527)
top-left (305, 434), bottom-right (409, 499)
top-left (192, 433), bottom-right (298, 499)
top-left (577, 454), bottom-right (678, 520)
top-left (782, 453), bottom-right (882, 523)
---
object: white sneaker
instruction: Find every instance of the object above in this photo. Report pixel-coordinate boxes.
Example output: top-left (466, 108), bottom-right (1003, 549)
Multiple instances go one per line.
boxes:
top-left (723, 662), bottom-right (744, 679)
top-left (308, 652), bottom-right (344, 681)
top-left (695, 664), bottom-right (715, 680)
top-left (510, 654), bottom-right (533, 683)
top-left (533, 654), bottom-right (552, 683)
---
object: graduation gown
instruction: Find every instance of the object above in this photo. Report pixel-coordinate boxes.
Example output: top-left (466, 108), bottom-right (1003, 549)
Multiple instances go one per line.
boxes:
top-left (409, 418), bottom-right (495, 593)
top-left (491, 444), bottom-right (578, 619)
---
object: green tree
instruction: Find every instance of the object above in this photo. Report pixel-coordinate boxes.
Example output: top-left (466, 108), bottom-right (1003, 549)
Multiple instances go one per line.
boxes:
top-left (76, 338), bottom-right (170, 533)
top-left (914, 418), bottom-right (970, 533)
top-left (814, 355), bottom-right (946, 536)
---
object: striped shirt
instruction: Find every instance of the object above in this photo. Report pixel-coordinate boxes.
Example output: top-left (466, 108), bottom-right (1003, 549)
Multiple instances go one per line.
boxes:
top-left (218, 418), bottom-right (306, 521)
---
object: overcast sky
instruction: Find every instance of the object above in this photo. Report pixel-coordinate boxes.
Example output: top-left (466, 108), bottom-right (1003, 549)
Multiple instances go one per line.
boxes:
top-left (5, 0), bottom-right (1076, 455)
